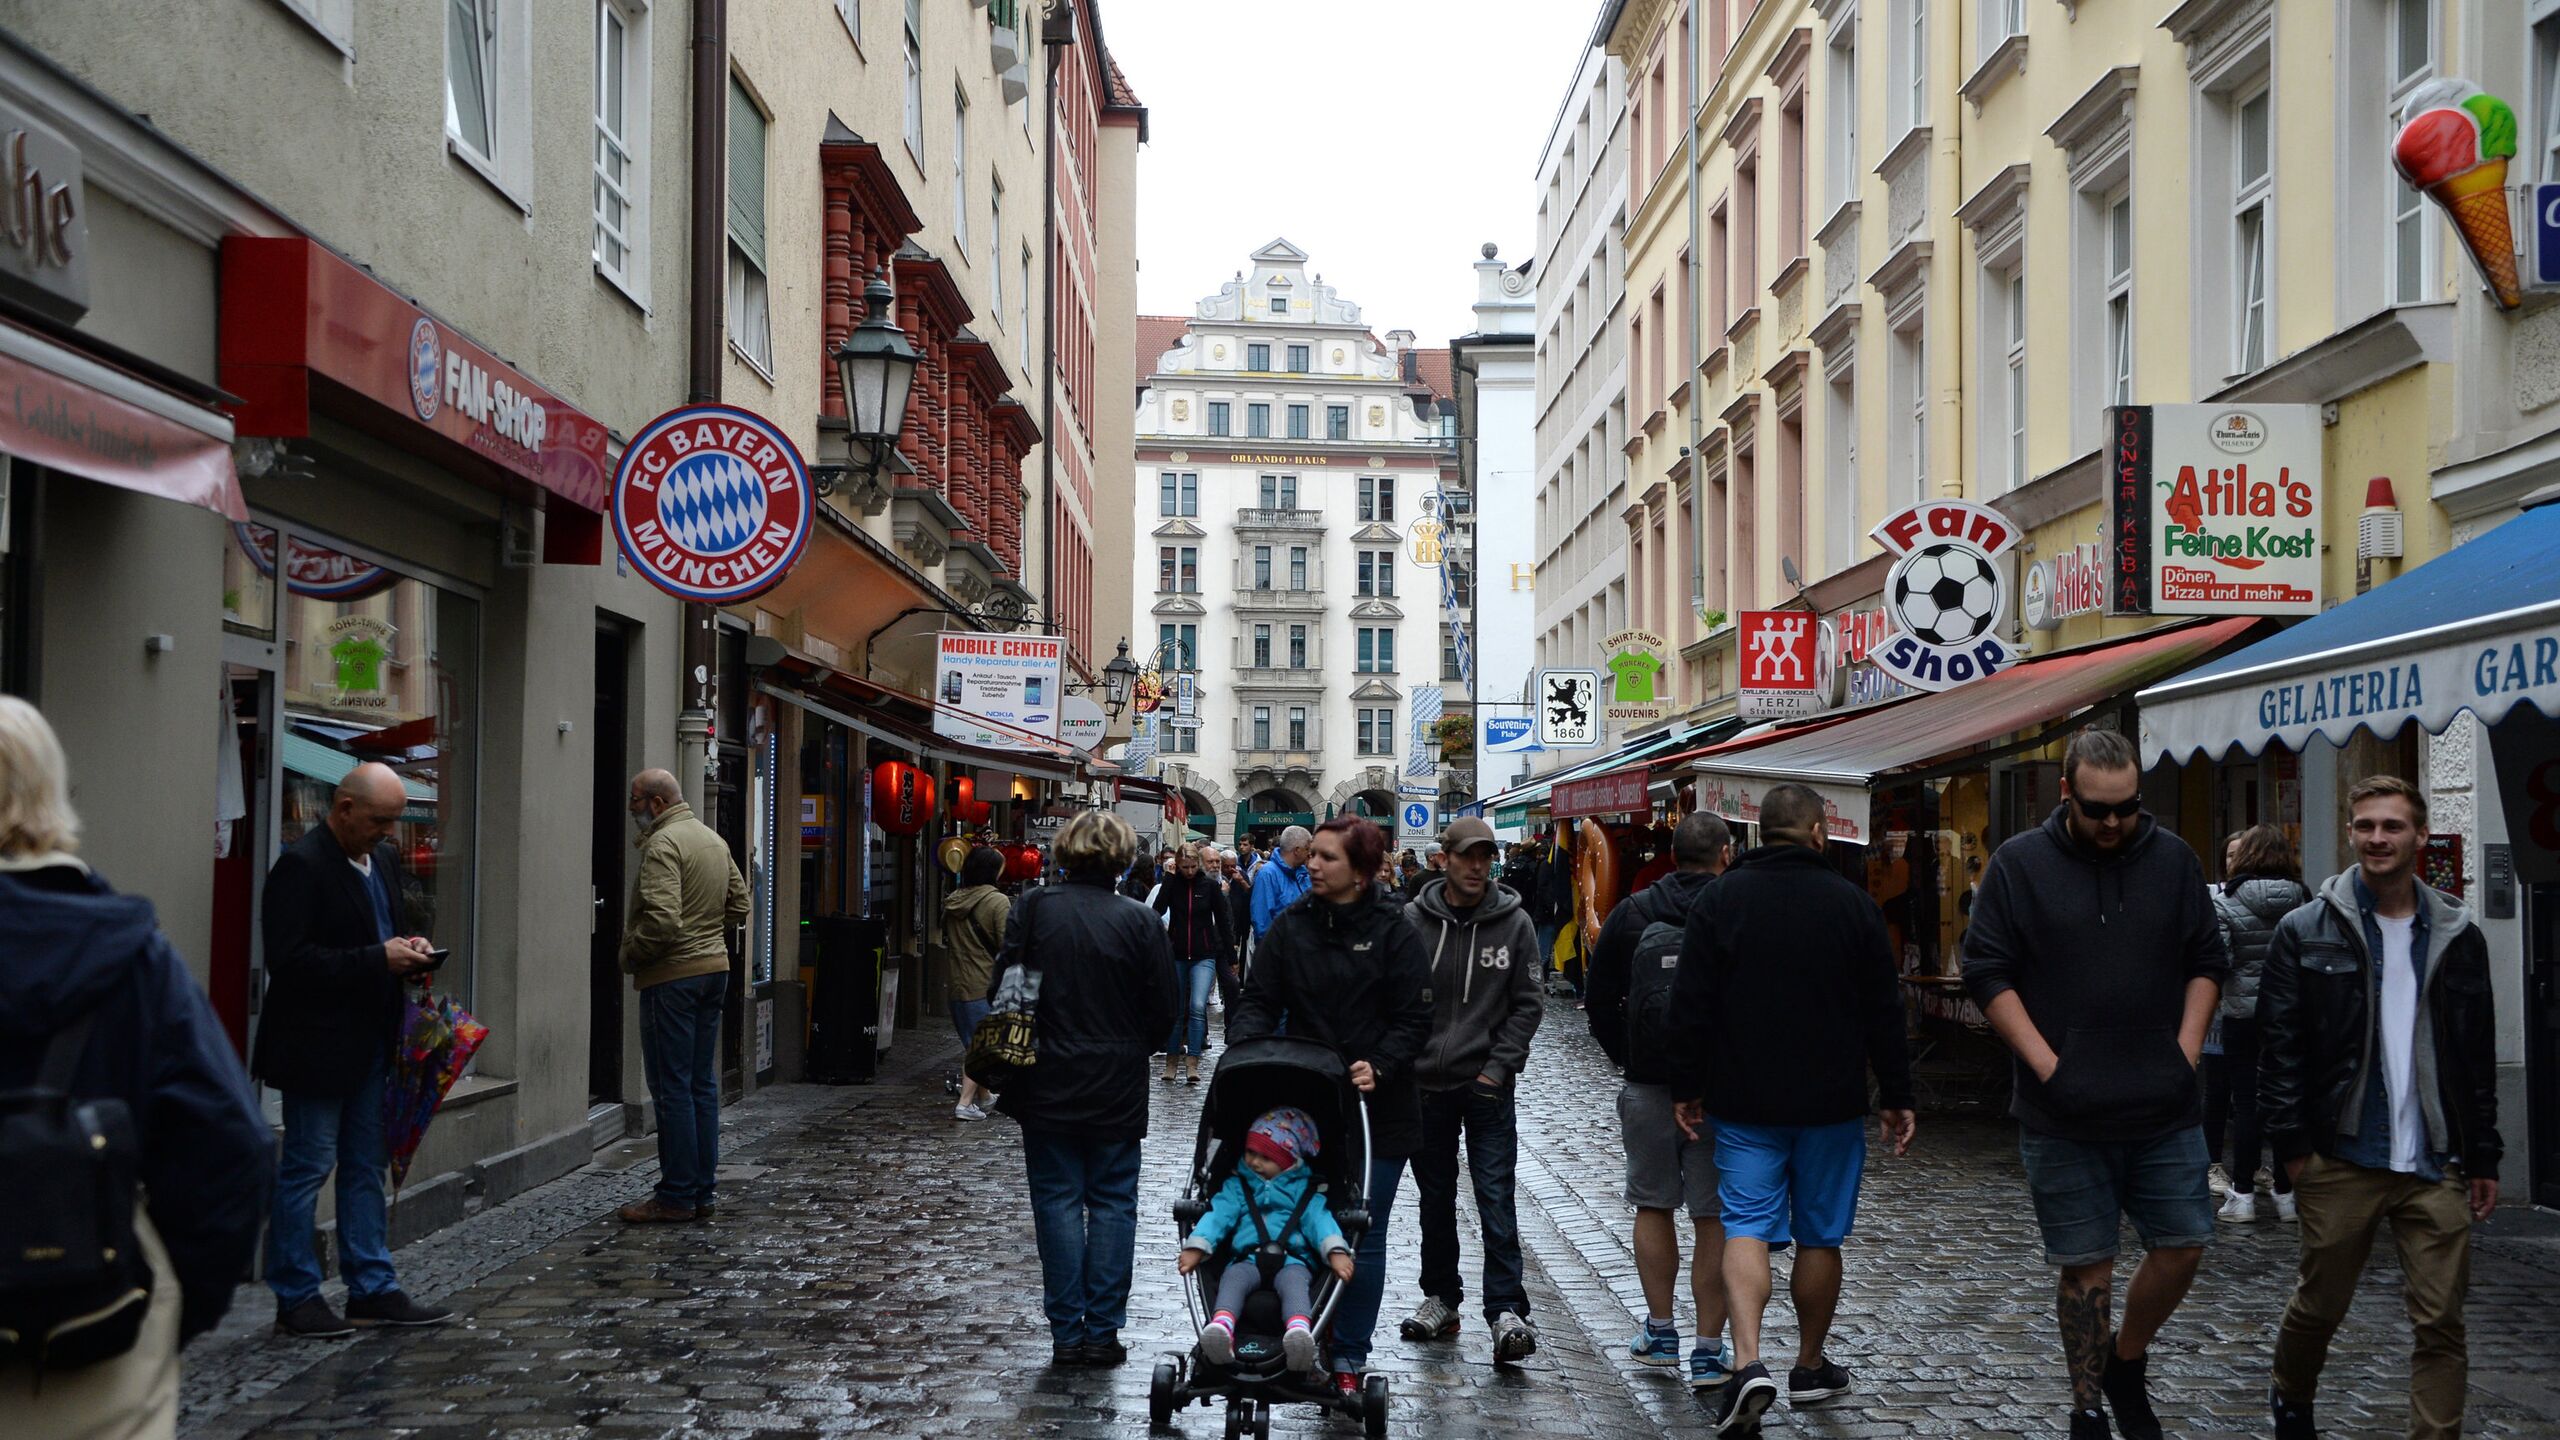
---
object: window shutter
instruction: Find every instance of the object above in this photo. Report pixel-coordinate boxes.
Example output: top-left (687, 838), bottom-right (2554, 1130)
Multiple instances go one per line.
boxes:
top-left (728, 79), bottom-right (768, 270)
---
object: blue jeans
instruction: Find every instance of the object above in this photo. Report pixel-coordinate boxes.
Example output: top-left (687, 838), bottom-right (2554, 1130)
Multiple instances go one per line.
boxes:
top-left (266, 1053), bottom-right (396, 1307)
top-left (641, 971), bottom-right (727, 1209)
top-left (1331, 1155), bottom-right (1406, 1371)
top-left (950, 996), bottom-right (991, 1048)
top-left (1414, 1085), bottom-right (1527, 1321)
top-left (1020, 1126), bottom-right (1142, 1345)
top-left (1166, 958), bottom-right (1217, 1057)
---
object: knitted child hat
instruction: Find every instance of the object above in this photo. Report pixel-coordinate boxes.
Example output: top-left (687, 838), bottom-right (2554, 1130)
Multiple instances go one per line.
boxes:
top-left (1244, 1106), bottom-right (1322, 1170)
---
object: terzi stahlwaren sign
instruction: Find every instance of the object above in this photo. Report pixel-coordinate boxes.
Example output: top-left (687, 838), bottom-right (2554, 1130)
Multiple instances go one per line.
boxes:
top-left (2107, 403), bottom-right (2322, 617)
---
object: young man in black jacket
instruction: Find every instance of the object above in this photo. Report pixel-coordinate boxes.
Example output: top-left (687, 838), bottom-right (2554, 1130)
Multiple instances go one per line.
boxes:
top-left (1961, 729), bottom-right (2229, 1440)
top-left (1586, 812), bottom-right (1733, 1389)
top-left (2261, 776), bottom-right (2499, 1440)
top-left (1668, 786), bottom-right (1914, 1434)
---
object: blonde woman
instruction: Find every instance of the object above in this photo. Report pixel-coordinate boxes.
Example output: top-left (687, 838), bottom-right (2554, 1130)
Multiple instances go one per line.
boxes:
top-left (0, 696), bottom-right (271, 1439)
top-left (995, 809), bottom-right (1181, 1368)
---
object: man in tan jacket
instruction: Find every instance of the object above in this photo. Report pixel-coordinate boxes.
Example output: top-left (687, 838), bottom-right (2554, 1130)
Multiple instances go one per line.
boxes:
top-left (617, 768), bottom-right (747, 1223)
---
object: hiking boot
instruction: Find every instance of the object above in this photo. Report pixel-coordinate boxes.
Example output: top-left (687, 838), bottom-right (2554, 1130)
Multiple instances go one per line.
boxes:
top-left (2102, 1349), bottom-right (2165, 1440)
top-left (1787, 1359), bottom-right (1851, 1405)
top-left (1491, 1311), bottom-right (1538, 1363)
top-left (345, 1291), bottom-right (453, 1328)
top-left (1628, 1317), bottom-right (1680, 1367)
top-left (2069, 1409), bottom-right (2111, 1440)
top-left (1400, 1295), bottom-right (1460, 1342)
top-left (1688, 1342), bottom-right (1733, 1390)
top-left (617, 1198), bottom-right (699, 1224)
top-left (1715, 1362), bottom-right (1778, 1434)
top-left (274, 1296), bottom-right (354, 1339)
top-left (2270, 1383), bottom-right (2317, 1440)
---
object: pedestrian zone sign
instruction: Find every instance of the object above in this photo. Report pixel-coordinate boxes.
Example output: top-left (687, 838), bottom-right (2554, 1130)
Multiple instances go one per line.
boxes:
top-left (1400, 800), bottom-right (1435, 844)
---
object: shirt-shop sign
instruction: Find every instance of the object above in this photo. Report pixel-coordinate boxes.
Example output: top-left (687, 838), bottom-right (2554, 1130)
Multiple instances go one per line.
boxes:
top-left (613, 404), bottom-right (813, 604)
top-left (1868, 499), bottom-right (2021, 693)
top-left (2106, 403), bottom-right (2321, 617)
top-left (1738, 612), bottom-right (1820, 718)
top-left (1600, 629), bottom-right (1672, 726)
top-left (0, 108), bottom-right (87, 323)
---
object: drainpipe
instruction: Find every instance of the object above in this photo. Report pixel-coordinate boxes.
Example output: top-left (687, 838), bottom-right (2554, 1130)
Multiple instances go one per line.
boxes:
top-left (1683, 15), bottom-right (1703, 630)
top-left (678, 0), bottom-right (728, 815)
top-left (1040, 3), bottom-right (1076, 642)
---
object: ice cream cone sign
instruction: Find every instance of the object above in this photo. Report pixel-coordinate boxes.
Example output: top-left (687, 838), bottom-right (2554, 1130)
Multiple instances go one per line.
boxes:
top-left (2392, 78), bottom-right (2523, 309)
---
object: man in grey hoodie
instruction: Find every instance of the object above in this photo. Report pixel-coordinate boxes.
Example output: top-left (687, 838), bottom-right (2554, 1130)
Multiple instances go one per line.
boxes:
top-left (1398, 817), bottom-right (1546, 1364)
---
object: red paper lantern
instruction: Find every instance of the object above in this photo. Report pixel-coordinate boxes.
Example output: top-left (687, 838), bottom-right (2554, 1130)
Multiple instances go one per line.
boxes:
top-left (871, 761), bottom-right (935, 835)
top-left (1001, 842), bottom-right (1043, 884)
top-left (951, 775), bottom-right (977, 811)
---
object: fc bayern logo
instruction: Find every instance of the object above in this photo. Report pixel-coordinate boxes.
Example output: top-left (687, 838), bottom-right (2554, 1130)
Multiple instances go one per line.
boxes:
top-left (612, 404), bottom-right (814, 605)
top-left (1868, 499), bottom-right (2021, 693)
top-left (407, 317), bottom-right (442, 422)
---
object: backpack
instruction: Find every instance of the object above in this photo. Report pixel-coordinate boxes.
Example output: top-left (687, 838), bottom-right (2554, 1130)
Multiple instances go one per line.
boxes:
top-left (0, 1014), bottom-right (154, 1371)
top-left (1623, 917), bottom-right (1688, 1079)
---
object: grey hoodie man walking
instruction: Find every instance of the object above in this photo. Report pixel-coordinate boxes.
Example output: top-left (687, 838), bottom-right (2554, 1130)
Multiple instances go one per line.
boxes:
top-left (1399, 817), bottom-right (1545, 1363)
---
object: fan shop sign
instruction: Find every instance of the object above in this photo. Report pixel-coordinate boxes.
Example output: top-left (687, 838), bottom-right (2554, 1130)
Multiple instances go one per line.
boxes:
top-left (1869, 499), bottom-right (2021, 693)
top-left (612, 404), bottom-right (814, 603)
top-left (2106, 404), bottom-right (2321, 617)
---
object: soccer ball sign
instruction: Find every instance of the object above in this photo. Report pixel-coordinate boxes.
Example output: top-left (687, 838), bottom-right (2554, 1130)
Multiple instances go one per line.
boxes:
top-left (1869, 500), bottom-right (2021, 692)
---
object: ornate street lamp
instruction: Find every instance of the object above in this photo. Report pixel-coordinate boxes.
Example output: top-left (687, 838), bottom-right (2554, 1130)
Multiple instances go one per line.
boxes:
top-left (1101, 637), bottom-right (1140, 718)
top-left (833, 269), bottom-right (920, 483)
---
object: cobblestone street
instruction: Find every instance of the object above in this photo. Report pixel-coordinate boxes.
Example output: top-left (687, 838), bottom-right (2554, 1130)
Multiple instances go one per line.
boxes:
top-left (179, 1007), bottom-right (2560, 1440)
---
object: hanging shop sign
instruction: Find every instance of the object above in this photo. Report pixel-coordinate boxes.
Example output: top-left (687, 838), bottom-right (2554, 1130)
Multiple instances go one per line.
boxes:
top-left (0, 103), bottom-right (89, 323)
top-left (1868, 499), bottom-right (2021, 693)
top-left (1536, 668), bottom-right (1601, 748)
top-left (1409, 494), bottom-right (1446, 568)
top-left (1481, 715), bottom-right (1542, 754)
top-left (1738, 611), bottom-right (1821, 719)
top-left (2106, 404), bottom-right (2322, 617)
top-left (1601, 629), bottom-right (1673, 726)
top-left (2392, 80), bottom-right (2522, 308)
top-left (611, 403), bottom-right (813, 603)
top-left (1693, 770), bottom-right (1872, 845)
top-left (1133, 671), bottom-right (1164, 715)
top-left (1060, 695), bottom-right (1107, 751)
top-left (933, 633), bottom-right (1065, 746)
top-left (2024, 542), bottom-right (2108, 631)
top-left (1552, 769), bottom-right (1648, 820)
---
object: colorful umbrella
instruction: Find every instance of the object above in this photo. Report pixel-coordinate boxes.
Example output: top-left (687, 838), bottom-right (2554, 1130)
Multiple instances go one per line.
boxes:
top-left (383, 992), bottom-right (489, 1195)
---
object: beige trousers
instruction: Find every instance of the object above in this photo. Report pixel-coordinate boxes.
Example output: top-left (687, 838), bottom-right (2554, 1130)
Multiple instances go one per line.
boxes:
top-left (2273, 1153), bottom-right (2472, 1440)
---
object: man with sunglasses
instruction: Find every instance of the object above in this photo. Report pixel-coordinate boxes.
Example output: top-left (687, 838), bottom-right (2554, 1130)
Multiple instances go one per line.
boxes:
top-left (1962, 729), bottom-right (2230, 1440)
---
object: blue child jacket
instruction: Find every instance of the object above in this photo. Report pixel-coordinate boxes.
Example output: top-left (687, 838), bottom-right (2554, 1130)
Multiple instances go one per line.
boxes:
top-left (1180, 1161), bottom-right (1348, 1270)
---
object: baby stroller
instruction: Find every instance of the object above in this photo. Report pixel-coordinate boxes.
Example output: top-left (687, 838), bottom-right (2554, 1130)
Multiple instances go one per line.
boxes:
top-left (1149, 1035), bottom-right (1388, 1439)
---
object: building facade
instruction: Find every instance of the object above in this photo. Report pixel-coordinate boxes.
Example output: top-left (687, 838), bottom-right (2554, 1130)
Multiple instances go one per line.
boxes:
top-left (1531, 36), bottom-right (1632, 778)
top-left (1452, 246), bottom-right (1540, 809)
top-left (1130, 241), bottom-right (1459, 842)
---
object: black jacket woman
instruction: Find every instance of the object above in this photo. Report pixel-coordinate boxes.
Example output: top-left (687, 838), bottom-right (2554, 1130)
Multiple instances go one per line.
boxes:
top-left (1229, 815), bottom-right (1432, 1388)
top-left (1152, 844), bottom-right (1235, 1084)
top-left (2212, 825), bottom-right (2312, 1217)
top-left (998, 810), bottom-right (1180, 1367)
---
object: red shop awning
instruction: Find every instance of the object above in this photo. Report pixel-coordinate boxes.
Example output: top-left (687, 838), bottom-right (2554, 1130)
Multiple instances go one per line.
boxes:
top-left (0, 317), bottom-right (242, 519)
top-left (217, 237), bottom-right (611, 562)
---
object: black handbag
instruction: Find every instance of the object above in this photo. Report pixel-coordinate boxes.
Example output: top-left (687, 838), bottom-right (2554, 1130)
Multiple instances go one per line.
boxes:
top-left (965, 891), bottom-right (1044, 1091)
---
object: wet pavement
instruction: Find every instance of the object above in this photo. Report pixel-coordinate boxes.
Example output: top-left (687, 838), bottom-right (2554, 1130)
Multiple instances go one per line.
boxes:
top-left (179, 996), bottom-right (2560, 1438)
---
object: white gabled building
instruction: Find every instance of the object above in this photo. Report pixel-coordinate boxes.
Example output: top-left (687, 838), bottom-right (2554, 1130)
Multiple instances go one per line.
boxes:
top-left (1130, 240), bottom-right (1461, 843)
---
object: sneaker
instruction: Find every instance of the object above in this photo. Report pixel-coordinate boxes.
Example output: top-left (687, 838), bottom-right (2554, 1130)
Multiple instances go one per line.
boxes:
top-left (954, 1102), bottom-right (987, 1121)
top-left (1282, 1322), bottom-right (1318, 1373)
top-left (1715, 1362), bottom-right (1779, 1434)
top-left (1331, 1369), bottom-right (1363, 1400)
top-left (1491, 1311), bottom-right (1538, 1363)
top-left (344, 1291), bottom-right (453, 1328)
top-left (1629, 1318), bottom-right (1681, 1367)
top-left (1688, 1343), bottom-right (1734, 1390)
top-left (2101, 1349), bottom-right (2165, 1440)
top-left (2217, 1189), bottom-right (2258, 1223)
top-left (2270, 1383), bottom-right (2317, 1440)
top-left (2069, 1408), bottom-right (2111, 1440)
top-left (1400, 1295), bottom-right (1460, 1342)
top-left (1198, 1319), bottom-right (1237, 1367)
top-left (274, 1296), bottom-right (355, 1340)
top-left (2275, 1189), bottom-right (2300, 1223)
top-left (2207, 1162), bottom-right (2234, 1196)
top-left (1787, 1359), bottom-right (1851, 1405)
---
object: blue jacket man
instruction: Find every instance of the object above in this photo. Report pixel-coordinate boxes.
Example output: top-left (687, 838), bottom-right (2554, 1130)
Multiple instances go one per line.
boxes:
top-left (1249, 825), bottom-right (1315, 937)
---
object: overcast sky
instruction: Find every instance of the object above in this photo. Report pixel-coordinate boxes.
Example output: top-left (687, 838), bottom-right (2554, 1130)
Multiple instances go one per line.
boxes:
top-left (1099, 0), bottom-right (1598, 342)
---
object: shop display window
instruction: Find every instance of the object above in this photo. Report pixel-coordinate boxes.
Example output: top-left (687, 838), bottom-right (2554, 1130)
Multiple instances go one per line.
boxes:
top-left (1869, 772), bottom-right (1991, 978)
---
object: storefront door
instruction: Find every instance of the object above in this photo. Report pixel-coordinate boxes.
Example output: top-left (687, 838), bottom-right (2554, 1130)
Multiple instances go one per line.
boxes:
top-left (589, 621), bottom-right (630, 1105)
top-left (210, 659), bottom-right (277, 1058)
top-left (2531, 882), bottom-right (2560, 1209)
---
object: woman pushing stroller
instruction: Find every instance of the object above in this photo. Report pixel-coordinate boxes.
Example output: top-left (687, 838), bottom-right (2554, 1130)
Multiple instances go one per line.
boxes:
top-left (1178, 1107), bottom-right (1355, 1373)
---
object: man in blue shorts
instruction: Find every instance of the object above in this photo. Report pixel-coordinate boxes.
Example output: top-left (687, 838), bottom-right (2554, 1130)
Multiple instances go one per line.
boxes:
top-left (1669, 784), bottom-right (1915, 1435)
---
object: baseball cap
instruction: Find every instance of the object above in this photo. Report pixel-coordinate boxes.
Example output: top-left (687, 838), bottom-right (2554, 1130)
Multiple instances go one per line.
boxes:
top-left (1440, 817), bottom-right (1498, 856)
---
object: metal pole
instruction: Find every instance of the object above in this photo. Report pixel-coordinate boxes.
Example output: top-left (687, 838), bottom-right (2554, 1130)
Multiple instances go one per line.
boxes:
top-left (680, 0), bottom-right (728, 813)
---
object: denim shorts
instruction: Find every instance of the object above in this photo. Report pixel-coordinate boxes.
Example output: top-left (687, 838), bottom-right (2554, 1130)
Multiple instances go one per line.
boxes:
top-left (2017, 1124), bottom-right (2215, 1265)
top-left (950, 996), bottom-right (992, 1048)
top-left (1713, 1118), bottom-right (1867, 1249)
top-left (1616, 1082), bottom-right (1720, 1218)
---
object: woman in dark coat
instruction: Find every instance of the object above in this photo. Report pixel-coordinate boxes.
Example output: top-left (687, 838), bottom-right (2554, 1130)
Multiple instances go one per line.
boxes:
top-left (2212, 824), bottom-right (2311, 1222)
top-left (1153, 841), bottom-right (1237, 1084)
top-left (1229, 815), bottom-right (1431, 1394)
top-left (998, 810), bottom-right (1180, 1367)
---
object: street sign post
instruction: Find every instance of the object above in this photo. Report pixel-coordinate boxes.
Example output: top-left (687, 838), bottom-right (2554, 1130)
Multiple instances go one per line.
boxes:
top-left (1399, 799), bottom-right (1436, 848)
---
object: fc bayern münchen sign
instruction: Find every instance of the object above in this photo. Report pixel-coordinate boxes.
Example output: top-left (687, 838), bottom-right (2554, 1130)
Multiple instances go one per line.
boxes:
top-left (613, 404), bottom-right (814, 604)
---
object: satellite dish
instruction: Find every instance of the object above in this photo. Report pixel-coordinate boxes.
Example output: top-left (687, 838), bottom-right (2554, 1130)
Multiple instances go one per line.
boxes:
top-left (1781, 555), bottom-right (1803, 589)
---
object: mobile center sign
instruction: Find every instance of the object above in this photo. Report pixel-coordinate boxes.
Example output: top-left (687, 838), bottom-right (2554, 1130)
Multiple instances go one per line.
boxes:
top-left (2106, 404), bottom-right (2321, 616)
top-left (935, 633), bottom-right (1066, 747)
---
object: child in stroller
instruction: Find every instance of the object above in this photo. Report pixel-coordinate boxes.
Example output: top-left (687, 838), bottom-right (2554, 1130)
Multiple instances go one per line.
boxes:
top-left (1177, 1107), bottom-right (1354, 1373)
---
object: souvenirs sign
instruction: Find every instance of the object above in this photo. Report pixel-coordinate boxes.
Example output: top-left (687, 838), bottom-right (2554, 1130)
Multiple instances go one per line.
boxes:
top-left (2106, 404), bottom-right (2322, 617)
top-left (1600, 629), bottom-right (1673, 726)
top-left (1868, 499), bottom-right (2022, 692)
top-left (1738, 612), bottom-right (1821, 719)
top-left (612, 404), bottom-right (813, 603)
